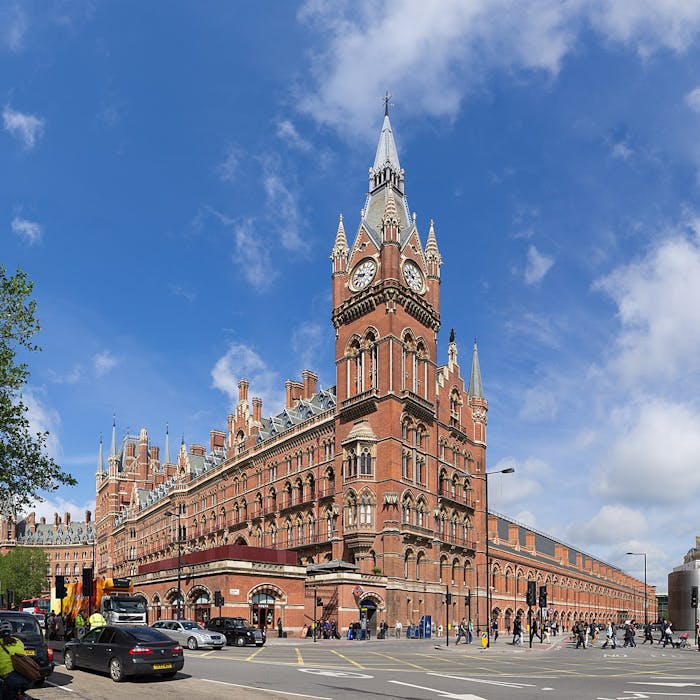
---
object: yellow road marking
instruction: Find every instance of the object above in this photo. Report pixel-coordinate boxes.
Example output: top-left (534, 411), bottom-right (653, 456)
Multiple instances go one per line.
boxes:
top-left (369, 651), bottom-right (427, 670)
top-left (331, 649), bottom-right (364, 669)
top-left (246, 645), bottom-right (266, 661)
top-left (296, 647), bottom-right (304, 665)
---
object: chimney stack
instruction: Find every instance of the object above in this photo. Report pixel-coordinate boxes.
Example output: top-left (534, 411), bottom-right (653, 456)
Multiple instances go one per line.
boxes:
top-left (302, 370), bottom-right (318, 399)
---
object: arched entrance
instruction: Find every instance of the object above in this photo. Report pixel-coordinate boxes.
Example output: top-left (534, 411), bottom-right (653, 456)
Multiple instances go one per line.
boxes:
top-left (192, 590), bottom-right (211, 624)
top-left (251, 592), bottom-right (275, 631)
top-left (359, 598), bottom-right (377, 636)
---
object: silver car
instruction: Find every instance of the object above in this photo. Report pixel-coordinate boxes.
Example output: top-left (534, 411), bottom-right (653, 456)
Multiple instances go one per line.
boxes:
top-left (150, 620), bottom-right (226, 650)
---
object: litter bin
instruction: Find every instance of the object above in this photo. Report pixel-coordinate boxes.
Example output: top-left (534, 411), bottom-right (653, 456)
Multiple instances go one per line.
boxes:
top-left (481, 632), bottom-right (488, 648)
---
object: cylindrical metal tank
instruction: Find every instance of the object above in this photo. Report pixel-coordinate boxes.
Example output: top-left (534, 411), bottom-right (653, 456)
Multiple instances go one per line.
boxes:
top-left (668, 561), bottom-right (700, 631)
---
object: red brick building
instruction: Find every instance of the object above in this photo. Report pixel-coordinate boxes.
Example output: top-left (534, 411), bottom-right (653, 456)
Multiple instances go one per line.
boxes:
top-left (3, 109), bottom-right (655, 634)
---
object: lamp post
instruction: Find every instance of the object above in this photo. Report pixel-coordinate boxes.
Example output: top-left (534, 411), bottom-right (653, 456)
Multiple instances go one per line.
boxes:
top-left (484, 466), bottom-right (515, 648)
top-left (625, 551), bottom-right (647, 624)
top-left (165, 509), bottom-right (183, 620)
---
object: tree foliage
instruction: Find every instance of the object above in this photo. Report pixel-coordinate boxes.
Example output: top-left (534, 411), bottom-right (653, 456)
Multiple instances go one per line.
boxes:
top-left (0, 266), bottom-right (76, 510)
top-left (0, 546), bottom-right (49, 602)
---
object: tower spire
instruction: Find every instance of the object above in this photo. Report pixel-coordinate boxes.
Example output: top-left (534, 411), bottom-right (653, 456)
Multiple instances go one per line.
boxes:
top-left (165, 422), bottom-right (171, 464)
top-left (96, 434), bottom-right (105, 474)
top-left (468, 340), bottom-right (484, 399)
top-left (110, 415), bottom-right (117, 458)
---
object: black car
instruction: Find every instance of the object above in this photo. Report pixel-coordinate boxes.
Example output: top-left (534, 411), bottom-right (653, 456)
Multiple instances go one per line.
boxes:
top-left (63, 625), bottom-right (184, 682)
top-left (0, 610), bottom-right (54, 683)
top-left (206, 617), bottom-right (266, 647)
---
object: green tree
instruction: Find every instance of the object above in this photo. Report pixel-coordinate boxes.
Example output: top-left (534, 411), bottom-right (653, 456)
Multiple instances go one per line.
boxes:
top-left (0, 266), bottom-right (76, 510)
top-left (0, 546), bottom-right (49, 602)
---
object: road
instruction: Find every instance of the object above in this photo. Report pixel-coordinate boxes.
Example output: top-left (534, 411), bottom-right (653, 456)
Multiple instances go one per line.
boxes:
top-left (26, 634), bottom-right (700, 700)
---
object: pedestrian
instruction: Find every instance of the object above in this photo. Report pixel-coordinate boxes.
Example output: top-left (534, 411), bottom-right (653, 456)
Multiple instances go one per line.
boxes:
top-left (395, 619), bottom-right (402, 638)
top-left (0, 620), bottom-right (31, 700)
top-left (468, 618), bottom-right (474, 644)
top-left (642, 621), bottom-right (653, 644)
top-left (75, 611), bottom-right (86, 639)
top-left (491, 618), bottom-right (499, 642)
top-left (602, 620), bottom-right (616, 649)
top-left (277, 617), bottom-right (283, 638)
top-left (575, 621), bottom-right (586, 649)
top-left (88, 610), bottom-right (106, 630)
top-left (455, 618), bottom-right (466, 645)
top-left (55, 614), bottom-right (65, 641)
top-left (530, 617), bottom-right (542, 645)
top-left (663, 621), bottom-right (673, 647)
top-left (512, 616), bottom-right (522, 645)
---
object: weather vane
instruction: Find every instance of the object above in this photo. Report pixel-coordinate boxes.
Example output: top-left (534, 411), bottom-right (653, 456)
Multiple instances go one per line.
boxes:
top-left (383, 91), bottom-right (393, 117)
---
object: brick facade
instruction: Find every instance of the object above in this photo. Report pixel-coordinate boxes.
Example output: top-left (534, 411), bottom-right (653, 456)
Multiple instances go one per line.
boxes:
top-left (1, 110), bottom-right (655, 634)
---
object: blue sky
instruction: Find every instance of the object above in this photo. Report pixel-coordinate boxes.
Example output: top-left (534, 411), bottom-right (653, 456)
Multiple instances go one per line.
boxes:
top-left (4, 1), bottom-right (700, 593)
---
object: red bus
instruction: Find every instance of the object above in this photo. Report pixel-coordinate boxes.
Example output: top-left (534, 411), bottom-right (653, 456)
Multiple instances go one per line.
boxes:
top-left (20, 597), bottom-right (50, 615)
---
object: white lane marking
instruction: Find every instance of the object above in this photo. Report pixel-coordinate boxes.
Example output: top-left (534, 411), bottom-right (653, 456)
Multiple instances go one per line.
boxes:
top-left (630, 683), bottom-right (700, 688)
top-left (299, 668), bottom-right (372, 678)
top-left (43, 680), bottom-right (76, 693)
top-left (428, 672), bottom-right (535, 689)
top-left (203, 678), bottom-right (332, 699)
top-left (388, 679), bottom-right (487, 700)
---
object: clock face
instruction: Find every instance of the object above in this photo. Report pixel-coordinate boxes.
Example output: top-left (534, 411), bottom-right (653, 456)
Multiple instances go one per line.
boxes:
top-left (351, 259), bottom-right (377, 291)
top-left (403, 260), bottom-right (423, 293)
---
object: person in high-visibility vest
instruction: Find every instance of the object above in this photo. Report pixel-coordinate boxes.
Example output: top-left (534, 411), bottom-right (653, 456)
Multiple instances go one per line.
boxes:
top-left (75, 612), bottom-right (86, 638)
top-left (88, 611), bottom-right (106, 629)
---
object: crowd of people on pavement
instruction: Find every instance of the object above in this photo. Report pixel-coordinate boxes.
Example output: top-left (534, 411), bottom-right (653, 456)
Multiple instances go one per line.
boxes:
top-left (45, 609), bottom-right (106, 641)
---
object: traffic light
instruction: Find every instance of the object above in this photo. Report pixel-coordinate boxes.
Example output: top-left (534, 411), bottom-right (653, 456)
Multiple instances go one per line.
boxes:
top-left (446, 592), bottom-right (452, 605)
top-left (6, 590), bottom-right (13, 608)
top-left (465, 593), bottom-right (471, 606)
top-left (316, 596), bottom-right (323, 607)
top-left (82, 567), bottom-right (93, 597)
top-left (692, 586), bottom-right (698, 609)
top-left (538, 585), bottom-right (547, 609)
top-left (214, 591), bottom-right (224, 607)
top-left (55, 575), bottom-right (66, 599)
top-left (526, 580), bottom-right (536, 607)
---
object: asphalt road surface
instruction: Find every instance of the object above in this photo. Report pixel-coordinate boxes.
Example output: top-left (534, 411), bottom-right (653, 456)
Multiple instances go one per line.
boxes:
top-left (25, 634), bottom-right (700, 700)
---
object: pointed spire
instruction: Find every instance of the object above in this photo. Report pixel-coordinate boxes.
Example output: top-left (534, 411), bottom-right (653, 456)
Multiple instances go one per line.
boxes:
top-left (468, 340), bottom-right (485, 399)
top-left (425, 219), bottom-right (442, 259)
top-left (97, 434), bottom-right (105, 474)
top-left (165, 422), bottom-right (171, 464)
top-left (110, 415), bottom-right (117, 458)
top-left (373, 113), bottom-right (401, 173)
top-left (330, 214), bottom-right (349, 259)
top-left (383, 186), bottom-right (398, 222)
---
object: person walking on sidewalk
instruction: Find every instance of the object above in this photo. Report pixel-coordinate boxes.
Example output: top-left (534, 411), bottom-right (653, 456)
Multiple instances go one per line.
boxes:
top-left (642, 621), bottom-right (653, 644)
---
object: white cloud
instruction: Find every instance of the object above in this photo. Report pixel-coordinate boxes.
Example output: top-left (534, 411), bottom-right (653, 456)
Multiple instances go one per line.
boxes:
top-left (211, 342), bottom-right (284, 414)
top-left (686, 86), bottom-right (700, 113)
top-left (217, 145), bottom-right (241, 183)
top-left (567, 504), bottom-right (648, 546)
top-left (23, 388), bottom-right (62, 461)
top-left (488, 456), bottom-right (548, 510)
top-left (592, 400), bottom-right (700, 504)
top-left (47, 365), bottom-right (82, 384)
top-left (298, 1), bottom-right (700, 135)
top-left (11, 215), bottom-right (43, 244)
top-left (168, 283), bottom-right (197, 303)
top-left (611, 140), bottom-right (633, 160)
top-left (3, 105), bottom-right (45, 149)
top-left (232, 218), bottom-right (279, 290)
top-left (291, 321), bottom-right (328, 375)
top-left (0, 4), bottom-right (27, 52)
top-left (276, 120), bottom-right (312, 152)
top-left (594, 229), bottom-right (700, 386)
top-left (524, 244), bottom-right (554, 285)
top-left (24, 496), bottom-right (96, 525)
top-left (94, 350), bottom-right (119, 376)
top-left (261, 157), bottom-right (305, 252)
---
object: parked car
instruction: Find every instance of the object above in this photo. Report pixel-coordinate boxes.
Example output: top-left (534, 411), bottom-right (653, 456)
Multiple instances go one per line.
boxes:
top-left (206, 617), bottom-right (266, 647)
top-left (63, 625), bottom-right (184, 682)
top-left (151, 619), bottom-right (225, 650)
top-left (0, 610), bottom-right (54, 683)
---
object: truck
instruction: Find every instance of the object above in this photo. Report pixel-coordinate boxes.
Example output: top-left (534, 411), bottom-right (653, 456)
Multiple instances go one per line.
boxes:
top-left (96, 577), bottom-right (148, 626)
top-left (56, 577), bottom-right (148, 626)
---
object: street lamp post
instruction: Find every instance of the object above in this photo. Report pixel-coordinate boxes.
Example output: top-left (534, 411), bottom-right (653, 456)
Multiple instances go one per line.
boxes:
top-left (625, 551), bottom-right (647, 625)
top-left (484, 467), bottom-right (515, 648)
top-left (165, 509), bottom-right (183, 620)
